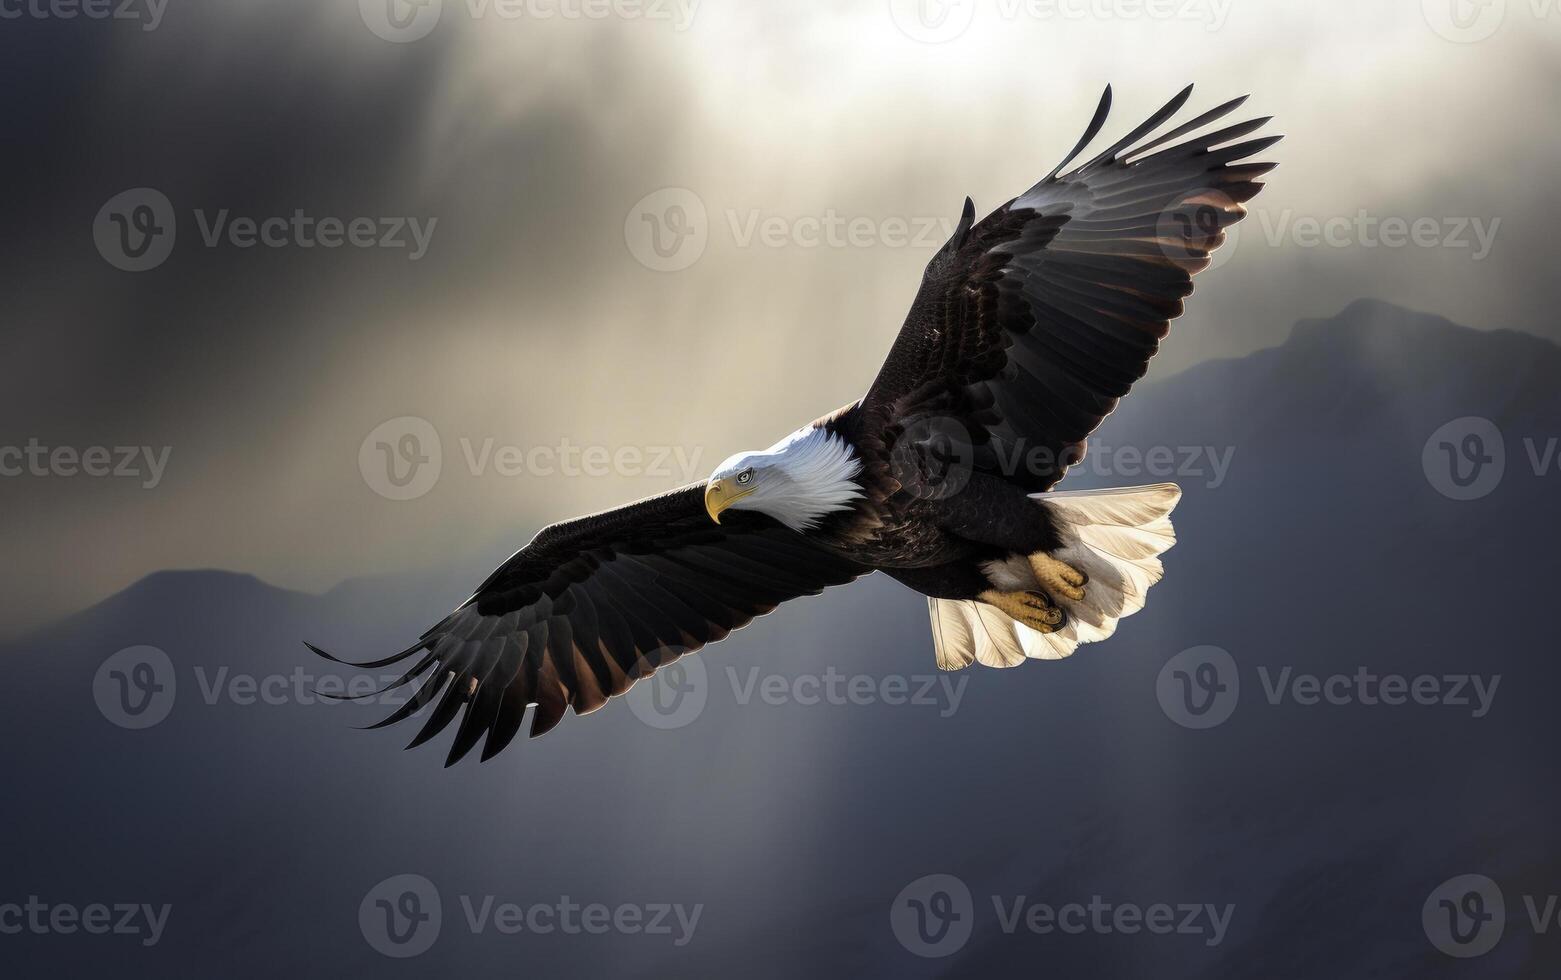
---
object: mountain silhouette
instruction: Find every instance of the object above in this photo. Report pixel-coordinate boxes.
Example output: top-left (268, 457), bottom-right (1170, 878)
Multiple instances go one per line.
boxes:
top-left (4, 300), bottom-right (1557, 978)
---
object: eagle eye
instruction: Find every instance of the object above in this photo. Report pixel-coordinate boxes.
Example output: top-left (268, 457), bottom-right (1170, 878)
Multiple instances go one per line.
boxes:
top-left (736, 469), bottom-right (754, 485)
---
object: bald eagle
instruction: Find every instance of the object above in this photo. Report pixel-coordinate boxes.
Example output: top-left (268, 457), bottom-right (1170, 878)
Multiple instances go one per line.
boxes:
top-left (311, 85), bottom-right (1277, 764)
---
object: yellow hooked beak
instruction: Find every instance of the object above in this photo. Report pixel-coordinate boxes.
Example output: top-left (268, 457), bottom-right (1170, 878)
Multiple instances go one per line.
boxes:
top-left (704, 479), bottom-right (755, 524)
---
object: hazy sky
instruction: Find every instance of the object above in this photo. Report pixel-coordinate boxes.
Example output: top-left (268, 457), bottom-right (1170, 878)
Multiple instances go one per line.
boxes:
top-left (3, 0), bottom-right (1557, 633)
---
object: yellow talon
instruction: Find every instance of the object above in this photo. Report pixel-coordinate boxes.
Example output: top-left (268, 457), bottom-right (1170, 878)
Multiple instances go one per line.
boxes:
top-left (980, 590), bottom-right (1066, 634)
top-left (1029, 553), bottom-right (1087, 602)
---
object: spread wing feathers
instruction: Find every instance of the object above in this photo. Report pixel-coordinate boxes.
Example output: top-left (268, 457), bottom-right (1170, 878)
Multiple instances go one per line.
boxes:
top-left (863, 84), bottom-right (1279, 492)
top-left (307, 484), bottom-right (867, 766)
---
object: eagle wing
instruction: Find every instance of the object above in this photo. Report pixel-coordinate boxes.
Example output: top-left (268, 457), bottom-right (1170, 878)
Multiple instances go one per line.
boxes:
top-left (861, 85), bottom-right (1278, 492)
top-left (310, 484), bottom-right (867, 764)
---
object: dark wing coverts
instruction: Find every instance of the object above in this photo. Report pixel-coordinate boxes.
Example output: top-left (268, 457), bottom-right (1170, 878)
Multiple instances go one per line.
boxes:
top-left (863, 85), bottom-right (1279, 491)
top-left (310, 485), bottom-right (866, 765)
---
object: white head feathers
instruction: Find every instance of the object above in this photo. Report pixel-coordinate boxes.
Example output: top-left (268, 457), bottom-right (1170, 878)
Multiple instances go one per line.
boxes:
top-left (708, 425), bottom-right (864, 532)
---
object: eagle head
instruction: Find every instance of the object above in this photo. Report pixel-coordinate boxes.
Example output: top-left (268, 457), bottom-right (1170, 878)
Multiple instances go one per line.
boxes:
top-left (704, 425), bottom-right (863, 532)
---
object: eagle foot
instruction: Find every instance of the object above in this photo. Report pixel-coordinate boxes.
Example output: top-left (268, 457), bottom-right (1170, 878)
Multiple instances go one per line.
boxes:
top-left (980, 589), bottom-right (1066, 633)
top-left (1029, 553), bottom-right (1087, 602)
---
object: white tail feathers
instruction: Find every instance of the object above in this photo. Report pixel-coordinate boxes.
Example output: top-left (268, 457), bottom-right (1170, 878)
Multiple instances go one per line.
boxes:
top-left (928, 483), bottom-right (1182, 671)
top-left (928, 598), bottom-right (1027, 670)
